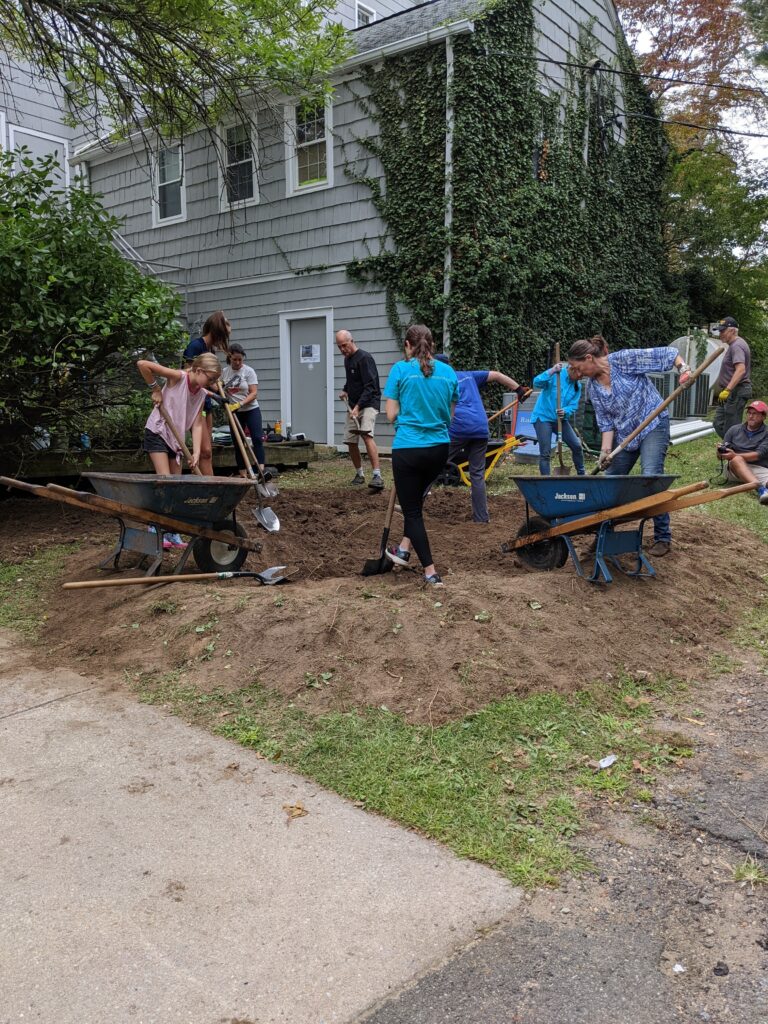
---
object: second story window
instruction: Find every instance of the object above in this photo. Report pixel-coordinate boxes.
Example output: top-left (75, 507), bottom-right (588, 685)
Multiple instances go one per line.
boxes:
top-left (154, 145), bottom-right (185, 224)
top-left (223, 122), bottom-right (257, 208)
top-left (356, 2), bottom-right (376, 26)
top-left (286, 101), bottom-right (333, 196)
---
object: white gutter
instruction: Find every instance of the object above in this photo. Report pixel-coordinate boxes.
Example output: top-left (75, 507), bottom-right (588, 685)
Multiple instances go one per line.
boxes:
top-left (72, 20), bottom-right (476, 164)
top-left (341, 20), bottom-right (475, 72)
top-left (442, 34), bottom-right (455, 353)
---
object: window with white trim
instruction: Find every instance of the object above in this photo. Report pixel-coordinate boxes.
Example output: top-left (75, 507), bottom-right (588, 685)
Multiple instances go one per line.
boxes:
top-left (153, 144), bottom-right (185, 224)
top-left (356, 2), bottom-right (376, 26)
top-left (286, 101), bottom-right (333, 195)
top-left (222, 122), bottom-right (257, 207)
top-left (8, 125), bottom-right (69, 187)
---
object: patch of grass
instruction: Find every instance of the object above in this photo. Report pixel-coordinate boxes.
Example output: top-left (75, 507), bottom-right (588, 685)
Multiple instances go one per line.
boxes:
top-left (133, 669), bottom-right (688, 887)
top-left (731, 855), bottom-right (768, 888)
top-left (0, 544), bottom-right (79, 638)
top-left (149, 599), bottom-right (178, 616)
top-left (734, 597), bottom-right (768, 662)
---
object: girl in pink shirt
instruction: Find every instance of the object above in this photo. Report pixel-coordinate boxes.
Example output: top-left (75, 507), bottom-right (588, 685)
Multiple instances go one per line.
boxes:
top-left (137, 353), bottom-right (221, 474)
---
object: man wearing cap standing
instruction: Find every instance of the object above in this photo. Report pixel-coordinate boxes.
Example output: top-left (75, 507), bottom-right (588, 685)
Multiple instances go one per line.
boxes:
top-left (712, 316), bottom-right (752, 438)
top-left (717, 400), bottom-right (768, 505)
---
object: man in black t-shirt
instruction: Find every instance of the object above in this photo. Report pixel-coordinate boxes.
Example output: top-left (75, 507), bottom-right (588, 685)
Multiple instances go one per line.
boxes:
top-left (336, 330), bottom-right (384, 490)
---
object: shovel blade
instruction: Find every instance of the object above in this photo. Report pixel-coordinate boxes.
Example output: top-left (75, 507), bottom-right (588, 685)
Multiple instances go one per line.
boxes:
top-left (252, 507), bottom-right (280, 532)
top-left (361, 555), bottom-right (394, 576)
top-left (553, 466), bottom-right (572, 476)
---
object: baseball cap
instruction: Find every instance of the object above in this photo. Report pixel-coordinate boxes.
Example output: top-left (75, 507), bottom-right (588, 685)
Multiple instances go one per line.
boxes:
top-left (712, 316), bottom-right (738, 333)
top-left (746, 400), bottom-right (768, 415)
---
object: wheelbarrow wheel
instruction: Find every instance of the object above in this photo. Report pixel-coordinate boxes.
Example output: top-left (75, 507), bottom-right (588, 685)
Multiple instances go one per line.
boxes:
top-left (192, 519), bottom-right (248, 573)
top-left (515, 515), bottom-right (568, 572)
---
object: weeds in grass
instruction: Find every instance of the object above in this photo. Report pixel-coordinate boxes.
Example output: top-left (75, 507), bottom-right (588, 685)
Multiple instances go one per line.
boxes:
top-left (149, 599), bottom-right (177, 616)
top-left (132, 669), bottom-right (689, 887)
top-left (0, 544), bottom-right (79, 637)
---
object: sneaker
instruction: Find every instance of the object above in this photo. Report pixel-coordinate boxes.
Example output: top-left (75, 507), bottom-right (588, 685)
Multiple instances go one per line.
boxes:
top-left (424, 573), bottom-right (444, 586)
top-left (368, 475), bottom-right (385, 491)
top-left (164, 533), bottom-right (188, 550)
top-left (385, 545), bottom-right (411, 567)
top-left (351, 474), bottom-right (365, 485)
top-left (758, 486), bottom-right (768, 506)
top-left (648, 540), bottom-right (671, 557)
top-left (162, 537), bottom-right (174, 551)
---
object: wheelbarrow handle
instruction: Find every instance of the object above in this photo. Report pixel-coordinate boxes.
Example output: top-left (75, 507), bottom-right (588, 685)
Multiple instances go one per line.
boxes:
top-left (158, 403), bottom-right (203, 476)
top-left (593, 346), bottom-right (725, 475)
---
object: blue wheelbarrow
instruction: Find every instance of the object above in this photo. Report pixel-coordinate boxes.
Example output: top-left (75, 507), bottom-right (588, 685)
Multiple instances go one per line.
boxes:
top-left (502, 474), bottom-right (755, 584)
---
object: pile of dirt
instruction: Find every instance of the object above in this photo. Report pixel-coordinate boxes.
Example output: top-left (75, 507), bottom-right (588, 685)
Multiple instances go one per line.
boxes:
top-left (1, 487), bottom-right (764, 724)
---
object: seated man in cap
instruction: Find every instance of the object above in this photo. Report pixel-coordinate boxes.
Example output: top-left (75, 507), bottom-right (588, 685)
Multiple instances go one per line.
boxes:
top-left (712, 316), bottom-right (752, 438)
top-left (717, 400), bottom-right (768, 506)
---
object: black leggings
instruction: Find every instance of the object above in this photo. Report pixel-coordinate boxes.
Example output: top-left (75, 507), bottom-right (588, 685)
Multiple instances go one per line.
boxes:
top-left (234, 407), bottom-right (265, 469)
top-left (392, 444), bottom-right (449, 569)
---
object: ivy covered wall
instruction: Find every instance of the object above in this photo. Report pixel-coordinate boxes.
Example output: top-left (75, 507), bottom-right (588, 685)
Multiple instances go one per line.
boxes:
top-left (347, 0), bottom-right (687, 378)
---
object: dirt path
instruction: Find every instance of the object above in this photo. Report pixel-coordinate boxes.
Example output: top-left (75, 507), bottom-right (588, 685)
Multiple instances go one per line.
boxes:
top-left (359, 660), bottom-right (768, 1024)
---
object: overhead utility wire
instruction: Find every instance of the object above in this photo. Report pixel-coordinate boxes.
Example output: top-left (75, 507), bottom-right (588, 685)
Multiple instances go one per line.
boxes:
top-left (536, 56), bottom-right (768, 98)
top-left (622, 111), bottom-right (768, 139)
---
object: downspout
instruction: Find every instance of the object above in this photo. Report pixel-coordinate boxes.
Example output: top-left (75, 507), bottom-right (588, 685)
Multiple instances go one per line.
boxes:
top-left (442, 33), bottom-right (455, 354)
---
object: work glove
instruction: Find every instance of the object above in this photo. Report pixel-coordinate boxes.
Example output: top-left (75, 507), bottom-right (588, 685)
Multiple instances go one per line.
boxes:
top-left (598, 450), bottom-right (613, 471)
top-left (226, 402), bottom-right (241, 413)
top-left (677, 363), bottom-right (692, 388)
top-left (717, 388), bottom-right (731, 404)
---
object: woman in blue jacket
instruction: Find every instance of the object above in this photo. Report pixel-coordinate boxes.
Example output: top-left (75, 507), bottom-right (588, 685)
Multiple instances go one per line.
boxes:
top-left (530, 363), bottom-right (586, 475)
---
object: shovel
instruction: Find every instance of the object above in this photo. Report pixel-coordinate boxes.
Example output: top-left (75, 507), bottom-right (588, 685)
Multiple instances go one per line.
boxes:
top-left (361, 486), bottom-right (397, 576)
top-left (158, 404), bottom-right (203, 476)
top-left (553, 343), bottom-right (571, 477)
top-left (63, 566), bottom-right (288, 589)
top-left (593, 345), bottom-right (725, 475)
top-left (217, 383), bottom-right (280, 532)
top-left (344, 400), bottom-right (367, 435)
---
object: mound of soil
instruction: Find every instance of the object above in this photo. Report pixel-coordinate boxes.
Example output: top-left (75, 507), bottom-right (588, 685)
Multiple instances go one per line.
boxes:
top-left (1, 487), bottom-right (764, 723)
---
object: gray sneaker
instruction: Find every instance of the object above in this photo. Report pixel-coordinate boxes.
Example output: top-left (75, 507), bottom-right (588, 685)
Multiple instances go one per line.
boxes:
top-left (368, 475), bottom-right (385, 491)
top-left (351, 474), bottom-right (365, 485)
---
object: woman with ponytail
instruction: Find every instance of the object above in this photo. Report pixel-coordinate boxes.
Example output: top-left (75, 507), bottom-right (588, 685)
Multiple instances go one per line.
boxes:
top-left (382, 324), bottom-right (459, 586)
top-left (567, 334), bottom-right (691, 557)
top-left (183, 311), bottom-right (231, 475)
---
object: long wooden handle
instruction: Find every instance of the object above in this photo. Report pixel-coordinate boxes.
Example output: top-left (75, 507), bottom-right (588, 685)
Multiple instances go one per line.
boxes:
top-left (217, 383), bottom-right (257, 483)
top-left (488, 399), bottom-right (518, 425)
top-left (64, 572), bottom-right (245, 589)
top-left (383, 485), bottom-right (398, 531)
top-left (555, 343), bottom-right (564, 460)
top-left (597, 346), bottom-right (725, 473)
top-left (158, 403), bottom-right (203, 476)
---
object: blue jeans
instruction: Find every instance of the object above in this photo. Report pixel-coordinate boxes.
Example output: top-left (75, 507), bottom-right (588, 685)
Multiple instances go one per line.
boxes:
top-left (533, 419), bottom-right (586, 475)
top-left (606, 419), bottom-right (671, 543)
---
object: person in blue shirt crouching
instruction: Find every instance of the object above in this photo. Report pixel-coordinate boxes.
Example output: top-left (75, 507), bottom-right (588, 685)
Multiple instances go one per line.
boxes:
top-left (530, 362), bottom-right (586, 476)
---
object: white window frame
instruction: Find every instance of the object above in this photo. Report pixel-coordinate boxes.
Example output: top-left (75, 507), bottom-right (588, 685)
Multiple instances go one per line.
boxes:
top-left (8, 124), bottom-right (70, 187)
top-left (0, 112), bottom-right (6, 151)
top-left (285, 99), bottom-right (334, 197)
top-left (152, 143), bottom-right (187, 227)
top-left (218, 120), bottom-right (259, 211)
top-left (356, 2), bottom-right (376, 26)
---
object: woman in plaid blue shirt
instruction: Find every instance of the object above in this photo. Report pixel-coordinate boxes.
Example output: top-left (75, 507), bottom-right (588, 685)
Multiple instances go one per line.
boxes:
top-left (568, 335), bottom-right (691, 557)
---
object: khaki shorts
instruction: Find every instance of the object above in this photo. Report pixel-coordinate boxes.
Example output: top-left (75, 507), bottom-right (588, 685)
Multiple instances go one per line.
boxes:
top-left (726, 463), bottom-right (768, 486)
top-left (344, 407), bottom-right (378, 444)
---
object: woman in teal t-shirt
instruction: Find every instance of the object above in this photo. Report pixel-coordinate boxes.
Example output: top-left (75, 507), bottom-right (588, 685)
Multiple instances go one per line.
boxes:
top-left (382, 324), bottom-right (459, 586)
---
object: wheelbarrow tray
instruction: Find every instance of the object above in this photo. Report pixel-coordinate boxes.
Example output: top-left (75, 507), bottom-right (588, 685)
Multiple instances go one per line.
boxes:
top-left (511, 474), bottom-right (677, 523)
top-left (83, 473), bottom-right (253, 527)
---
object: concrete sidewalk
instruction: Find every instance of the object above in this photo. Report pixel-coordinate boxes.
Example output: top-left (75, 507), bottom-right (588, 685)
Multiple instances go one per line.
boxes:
top-left (0, 645), bottom-right (519, 1024)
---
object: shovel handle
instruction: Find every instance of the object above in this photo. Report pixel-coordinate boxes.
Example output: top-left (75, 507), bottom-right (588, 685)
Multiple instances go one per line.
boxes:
top-left (487, 399), bottom-right (518, 425)
top-left (158, 403), bottom-right (203, 476)
top-left (593, 346), bottom-right (725, 475)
